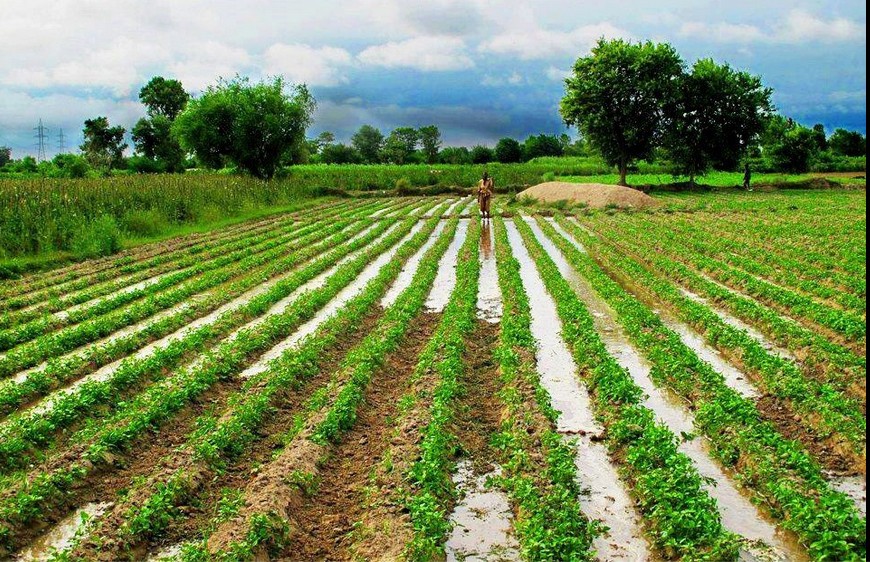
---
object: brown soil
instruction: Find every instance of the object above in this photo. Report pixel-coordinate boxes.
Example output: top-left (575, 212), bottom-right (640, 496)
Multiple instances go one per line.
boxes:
top-left (74, 310), bottom-right (383, 561)
top-left (272, 312), bottom-right (441, 561)
top-left (756, 395), bottom-right (864, 476)
top-left (518, 182), bottom-right (659, 210)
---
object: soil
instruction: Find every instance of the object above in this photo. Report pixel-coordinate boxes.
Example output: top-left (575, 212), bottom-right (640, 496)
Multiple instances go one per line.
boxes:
top-left (264, 312), bottom-right (441, 561)
top-left (518, 182), bottom-right (659, 210)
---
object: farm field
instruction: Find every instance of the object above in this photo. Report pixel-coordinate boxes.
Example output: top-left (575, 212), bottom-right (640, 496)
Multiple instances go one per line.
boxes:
top-left (0, 190), bottom-right (865, 561)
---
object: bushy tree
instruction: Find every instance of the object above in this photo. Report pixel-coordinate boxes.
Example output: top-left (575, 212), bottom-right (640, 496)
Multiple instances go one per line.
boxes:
top-left (381, 127), bottom-right (419, 164)
top-left (140, 77), bottom-right (189, 119)
top-left (320, 143), bottom-right (362, 164)
top-left (771, 126), bottom-right (818, 172)
top-left (811, 124), bottom-right (828, 152)
top-left (494, 137), bottom-right (522, 163)
top-left (132, 76), bottom-right (190, 173)
top-left (522, 134), bottom-right (564, 160)
top-left (351, 125), bottom-right (384, 163)
top-left (561, 39), bottom-right (683, 185)
top-left (80, 116), bottom-right (127, 170)
top-left (418, 125), bottom-right (442, 164)
top-left (52, 153), bottom-right (90, 178)
top-left (438, 146), bottom-right (471, 164)
top-left (173, 76), bottom-right (316, 179)
top-left (0, 146), bottom-right (11, 167)
top-left (470, 145), bottom-right (494, 164)
top-left (829, 128), bottom-right (866, 157)
top-left (665, 59), bottom-right (773, 182)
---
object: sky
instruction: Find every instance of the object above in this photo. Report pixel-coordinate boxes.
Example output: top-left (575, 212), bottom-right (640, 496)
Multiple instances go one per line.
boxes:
top-left (0, 0), bottom-right (865, 159)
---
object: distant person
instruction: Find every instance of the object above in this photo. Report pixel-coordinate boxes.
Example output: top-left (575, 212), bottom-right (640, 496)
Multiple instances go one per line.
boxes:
top-left (743, 163), bottom-right (753, 191)
top-left (477, 171), bottom-right (494, 219)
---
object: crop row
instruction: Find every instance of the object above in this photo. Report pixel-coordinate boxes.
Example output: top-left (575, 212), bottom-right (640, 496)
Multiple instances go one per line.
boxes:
top-left (0, 204), bottom-right (432, 552)
top-left (185, 212), bottom-right (461, 560)
top-left (0, 211), bottom-right (409, 475)
top-left (568, 216), bottom-right (865, 466)
top-left (588, 216), bottom-right (866, 391)
top-left (0, 206), bottom-right (387, 418)
top-left (510, 216), bottom-right (739, 560)
top-left (61, 206), bottom-right (453, 559)
top-left (548, 216), bottom-right (865, 561)
top-left (0, 199), bottom-right (370, 326)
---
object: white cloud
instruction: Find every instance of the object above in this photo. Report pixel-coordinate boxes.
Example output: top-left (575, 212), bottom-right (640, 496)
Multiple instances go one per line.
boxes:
top-left (481, 72), bottom-right (524, 86)
top-left (358, 36), bottom-right (474, 71)
top-left (264, 44), bottom-right (353, 87)
top-left (545, 66), bottom-right (571, 81)
top-left (679, 10), bottom-right (865, 44)
top-left (479, 22), bottom-right (629, 60)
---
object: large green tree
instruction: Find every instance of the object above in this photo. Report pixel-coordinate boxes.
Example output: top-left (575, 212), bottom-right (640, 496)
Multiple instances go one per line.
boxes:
top-left (560, 38), bottom-right (683, 186)
top-left (351, 125), bottom-right (384, 163)
top-left (522, 134), bottom-right (564, 161)
top-left (665, 59), bottom-right (773, 182)
top-left (829, 128), bottom-right (866, 157)
top-left (173, 76), bottom-right (316, 179)
top-left (381, 127), bottom-right (419, 164)
top-left (80, 116), bottom-right (127, 170)
top-left (494, 137), bottom-right (522, 163)
top-left (418, 125), bottom-right (442, 164)
top-left (139, 76), bottom-right (190, 120)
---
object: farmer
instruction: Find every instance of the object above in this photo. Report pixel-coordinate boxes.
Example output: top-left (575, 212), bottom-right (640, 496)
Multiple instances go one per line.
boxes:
top-left (477, 171), bottom-right (494, 219)
top-left (743, 163), bottom-right (753, 191)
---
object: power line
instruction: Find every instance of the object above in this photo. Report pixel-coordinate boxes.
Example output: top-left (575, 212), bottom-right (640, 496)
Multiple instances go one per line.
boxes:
top-left (57, 128), bottom-right (66, 153)
top-left (34, 118), bottom-right (48, 162)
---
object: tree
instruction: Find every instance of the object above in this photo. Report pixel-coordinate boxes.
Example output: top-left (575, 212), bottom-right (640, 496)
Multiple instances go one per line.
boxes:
top-left (418, 125), bottom-right (442, 164)
top-left (470, 145), bottom-right (494, 164)
top-left (560, 38), bottom-right (683, 186)
top-left (52, 153), bottom-right (90, 178)
top-left (351, 125), bottom-right (384, 163)
top-left (132, 114), bottom-right (185, 172)
top-left (0, 146), bottom-right (11, 167)
top-left (494, 137), bottom-right (522, 163)
top-left (665, 59), bottom-right (773, 182)
top-left (80, 116), bottom-right (127, 170)
top-left (771, 126), bottom-right (818, 173)
top-left (320, 143), bottom-right (362, 164)
top-left (829, 128), bottom-right (866, 157)
top-left (438, 146), bottom-right (471, 164)
top-left (173, 76), bottom-right (316, 179)
top-left (811, 124), bottom-right (828, 152)
top-left (522, 134), bottom-right (564, 161)
top-left (381, 127), bottom-right (419, 164)
top-left (139, 76), bottom-right (190, 120)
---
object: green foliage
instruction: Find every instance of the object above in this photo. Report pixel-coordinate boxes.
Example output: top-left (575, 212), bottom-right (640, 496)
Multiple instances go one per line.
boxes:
top-left (320, 143), bottom-right (362, 164)
top-left (351, 125), bottom-right (384, 163)
top-left (470, 144), bottom-right (494, 164)
top-left (829, 128), bottom-right (866, 157)
top-left (381, 127), bottom-right (420, 164)
top-left (771, 126), bottom-right (818, 173)
top-left (0, 146), bottom-right (10, 167)
top-left (495, 137), bottom-right (522, 163)
top-left (666, 59), bottom-right (773, 180)
top-left (139, 76), bottom-right (190, 119)
top-left (561, 38), bottom-right (683, 185)
top-left (80, 116), bottom-right (127, 170)
top-left (121, 208), bottom-right (169, 237)
top-left (131, 114), bottom-right (186, 173)
top-left (438, 146), bottom-right (471, 164)
top-left (70, 215), bottom-right (122, 258)
top-left (173, 76), bottom-right (316, 179)
top-left (418, 125), bottom-right (442, 164)
top-left (522, 134), bottom-right (564, 160)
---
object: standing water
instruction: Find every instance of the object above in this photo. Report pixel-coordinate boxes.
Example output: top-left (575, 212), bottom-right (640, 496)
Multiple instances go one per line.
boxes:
top-left (425, 219), bottom-right (470, 312)
top-left (476, 220), bottom-right (503, 323)
top-left (506, 219), bottom-right (650, 561)
top-left (14, 502), bottom-right (111, 561)
top-left (538, 219), bottom-right (809, 562)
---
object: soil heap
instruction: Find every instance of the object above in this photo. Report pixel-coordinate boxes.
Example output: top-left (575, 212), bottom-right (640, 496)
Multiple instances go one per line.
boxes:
top-left (518, 182), bottom-right (658, 209)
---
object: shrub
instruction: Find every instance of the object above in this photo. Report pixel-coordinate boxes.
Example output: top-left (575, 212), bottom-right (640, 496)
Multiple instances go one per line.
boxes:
top-left (70, 215), bottom-right (122, 258)
top-left (122, 209), bottom-right (169, 238)
top-left (395, 177), bottom-right (414, 195)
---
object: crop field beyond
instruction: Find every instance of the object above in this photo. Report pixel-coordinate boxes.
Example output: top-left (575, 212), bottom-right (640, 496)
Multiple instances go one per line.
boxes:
top-left (0, 190), bottom-right (865, 562)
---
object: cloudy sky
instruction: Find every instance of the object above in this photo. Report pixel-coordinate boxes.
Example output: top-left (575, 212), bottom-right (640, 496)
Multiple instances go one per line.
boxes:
top-left (0, 0), bottom-right (865, 158)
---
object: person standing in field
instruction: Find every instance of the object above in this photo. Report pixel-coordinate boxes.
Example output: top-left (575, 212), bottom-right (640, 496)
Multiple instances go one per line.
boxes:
top-left (743, 163), bottom-right (753, 191)
top-left (477, 171), bottom-right (494, 219)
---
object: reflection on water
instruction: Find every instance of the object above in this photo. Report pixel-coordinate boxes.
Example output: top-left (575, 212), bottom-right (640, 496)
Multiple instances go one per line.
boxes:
top-left (477, 220), bottom-right (503, 323)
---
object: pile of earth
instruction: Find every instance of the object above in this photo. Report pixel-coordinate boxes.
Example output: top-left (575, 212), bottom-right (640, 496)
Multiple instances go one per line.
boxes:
top-left (518, 182), bottom-right (658, 209)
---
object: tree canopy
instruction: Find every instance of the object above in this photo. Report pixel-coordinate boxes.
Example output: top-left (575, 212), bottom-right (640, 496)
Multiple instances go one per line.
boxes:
top-left (80, 116), bottom-right (127, 170)
top-left (561, 39), bottom-right (683, 185)
top-left (173, 76), bottom-right (315, 179)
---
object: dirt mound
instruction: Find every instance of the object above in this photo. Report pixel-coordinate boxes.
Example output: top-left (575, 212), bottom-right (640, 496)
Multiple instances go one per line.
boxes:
top-left (518, 182), bottom-right (658, 209)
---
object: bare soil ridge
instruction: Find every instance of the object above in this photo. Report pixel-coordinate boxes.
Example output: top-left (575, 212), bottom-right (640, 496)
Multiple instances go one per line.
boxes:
top-left (519, 182), bottom-right (659, 209)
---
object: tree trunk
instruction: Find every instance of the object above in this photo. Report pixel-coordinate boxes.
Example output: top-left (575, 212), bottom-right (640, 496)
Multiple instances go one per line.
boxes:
top-left (618, 160), bottom-right (628, 187)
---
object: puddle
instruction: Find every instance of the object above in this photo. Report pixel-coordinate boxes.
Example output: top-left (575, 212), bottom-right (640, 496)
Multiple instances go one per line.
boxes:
top-left (239, 220), bottom-right (422, 379)
top-left (445, 461), bottom-right (521, 562)
top-left (826, 473), bottom-right (867, 516)
top-left (530, 219), bottom-right (808, 562)
top-left (425, 220), bottom-right (470, 312)
top-left (10, 222), bottom-right (379, 421)
top-left (656, 312), bottom-right (760, 399)
top-left (382, 220), bottom-right (448, 308)
top-left (13, 502), bottom-right (111, 561)
top-left (506, 220), bottom-right (650, 561)
top-left (476, 220), bottom-right (503, 323)
top-left (677, 287), bottom-right (799, 362)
